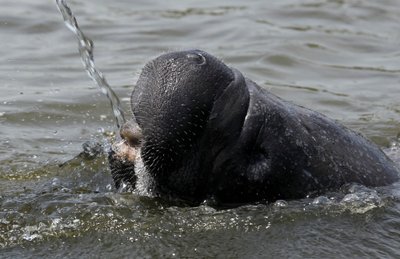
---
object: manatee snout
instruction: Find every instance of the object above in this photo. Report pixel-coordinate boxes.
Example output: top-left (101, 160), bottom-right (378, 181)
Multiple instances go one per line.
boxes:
top-left (108, 120), bottom-right (142, 191)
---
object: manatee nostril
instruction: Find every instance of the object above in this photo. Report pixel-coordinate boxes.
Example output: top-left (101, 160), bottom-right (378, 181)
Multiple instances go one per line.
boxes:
top-left (120, 121), bottom-right (143, 147)
top-left (186, 52), bottom-right (206, 65)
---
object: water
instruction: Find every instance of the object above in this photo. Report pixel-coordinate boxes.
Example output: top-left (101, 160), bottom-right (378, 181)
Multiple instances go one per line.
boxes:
top-left (56, 0), bottom-right (126, 131)
top-left (1, 0), bottom-right (400, 257)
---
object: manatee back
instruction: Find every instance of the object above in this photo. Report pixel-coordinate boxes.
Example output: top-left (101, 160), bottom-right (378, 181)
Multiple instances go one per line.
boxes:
top-left (252, 81), bottom-right (400, 197)
top-left (209, 80), bottom-right (399, 203)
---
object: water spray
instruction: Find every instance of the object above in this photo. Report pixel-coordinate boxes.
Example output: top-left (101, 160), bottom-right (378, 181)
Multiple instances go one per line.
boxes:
top-left (56, 0), bottom-right (126, 132)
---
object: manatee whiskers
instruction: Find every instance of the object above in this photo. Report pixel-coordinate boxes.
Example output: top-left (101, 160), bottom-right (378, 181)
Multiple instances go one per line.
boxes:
top-left (108, 140), bottom-right (137, 191)
top-left (132, 153), bottom-right (155, 197)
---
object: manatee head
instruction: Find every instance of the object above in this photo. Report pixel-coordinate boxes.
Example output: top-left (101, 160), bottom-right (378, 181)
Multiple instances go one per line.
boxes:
top-left (131, 50), bottom-right (236, 176)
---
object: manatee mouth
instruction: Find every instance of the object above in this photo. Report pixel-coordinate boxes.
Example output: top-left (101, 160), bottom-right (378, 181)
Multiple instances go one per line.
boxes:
top-left (120, 120), bottom-right (143, 147)
top-left (111, 120), bottom-right (143, 164)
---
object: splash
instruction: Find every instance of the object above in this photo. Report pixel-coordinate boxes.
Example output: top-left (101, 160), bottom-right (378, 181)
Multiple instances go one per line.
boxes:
top-left (55, 0), bottom-right (126, 131)
top-left (385, 139), bottom-right (400, 165)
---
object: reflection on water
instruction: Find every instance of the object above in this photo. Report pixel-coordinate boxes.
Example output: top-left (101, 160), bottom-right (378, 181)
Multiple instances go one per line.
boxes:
top-left (1, 0), bottom-right (400, 257)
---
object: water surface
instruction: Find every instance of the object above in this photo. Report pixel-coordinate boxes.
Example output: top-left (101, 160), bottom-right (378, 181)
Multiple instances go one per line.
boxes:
top-left (1, 0), bottom-right (400, 257)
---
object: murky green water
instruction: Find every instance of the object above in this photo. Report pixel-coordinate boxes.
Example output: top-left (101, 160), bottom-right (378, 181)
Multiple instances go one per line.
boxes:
top-left (1, 0), bottom-right (400, 257)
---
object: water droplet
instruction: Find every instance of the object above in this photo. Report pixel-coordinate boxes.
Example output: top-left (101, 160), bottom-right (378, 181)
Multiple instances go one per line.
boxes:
top-left (312, 196), bottom-right (332, 205)
top-left (274, 200), bottom-right (288, 207)
top-left (106, 184), bottom-right (112, 191)
top-left (22, 233), bottom-right (42, 241)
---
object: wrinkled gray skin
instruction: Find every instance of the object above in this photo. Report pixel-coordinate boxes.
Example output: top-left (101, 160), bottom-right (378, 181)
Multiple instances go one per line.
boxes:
top-left (109, 49), bottom-right (399, 206)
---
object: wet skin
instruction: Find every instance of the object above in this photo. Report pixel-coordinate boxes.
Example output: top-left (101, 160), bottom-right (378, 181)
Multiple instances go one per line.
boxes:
top-left (109, 49), bottom-right (400, 206)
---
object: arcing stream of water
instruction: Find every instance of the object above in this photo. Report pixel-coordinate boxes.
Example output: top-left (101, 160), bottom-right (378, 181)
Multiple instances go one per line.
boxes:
top-left (55, 0), bottom-right (126, 132)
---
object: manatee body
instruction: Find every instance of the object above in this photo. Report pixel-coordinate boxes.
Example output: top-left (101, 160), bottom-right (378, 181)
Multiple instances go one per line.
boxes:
top-left (109, 49), bottom-right (399, 205)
